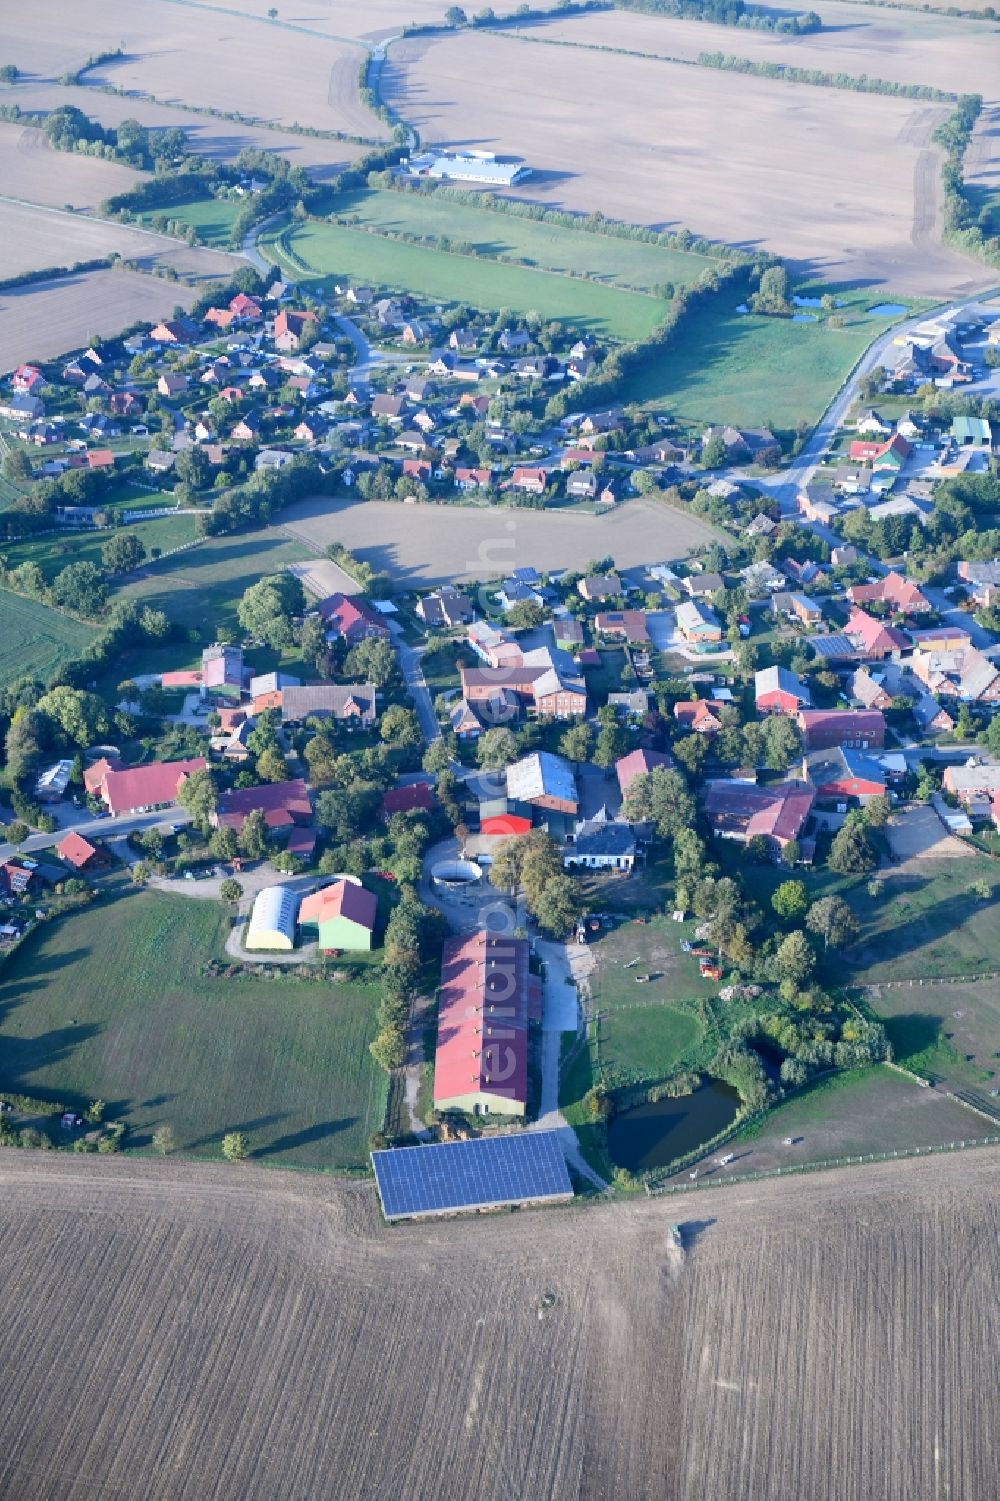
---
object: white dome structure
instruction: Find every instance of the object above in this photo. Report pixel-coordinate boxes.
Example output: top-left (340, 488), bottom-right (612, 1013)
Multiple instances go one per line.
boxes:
top-left (245, 884), bottom-right (298, 951)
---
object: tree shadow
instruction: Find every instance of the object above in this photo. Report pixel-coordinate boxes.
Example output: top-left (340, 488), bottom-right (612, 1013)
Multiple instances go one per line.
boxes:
top-left (881, 1012), bottom-right (945, 1063)
top-left (185, 1112), bottom-right (290, 1150)
top-left (260, 1117), bottom-right (356, 1158)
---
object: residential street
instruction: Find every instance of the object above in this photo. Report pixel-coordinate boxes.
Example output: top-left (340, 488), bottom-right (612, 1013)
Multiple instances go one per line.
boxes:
top-left (0, 805), bottom-right (193, 863)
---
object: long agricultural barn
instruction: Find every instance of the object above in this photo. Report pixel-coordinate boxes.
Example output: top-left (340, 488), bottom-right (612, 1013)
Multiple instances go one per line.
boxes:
top-left (244, 884), bottom-right (298, 951)
top-left (433, 930), bottom-right (541, 1117)
top-left (403, 150), bottom-right (530, 186)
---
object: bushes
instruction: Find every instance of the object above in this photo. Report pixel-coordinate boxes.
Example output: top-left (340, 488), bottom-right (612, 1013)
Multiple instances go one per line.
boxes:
top-left (932, 95), bottom-right (1000, 268)
top-left (697, 50), bottom-right (952, 100)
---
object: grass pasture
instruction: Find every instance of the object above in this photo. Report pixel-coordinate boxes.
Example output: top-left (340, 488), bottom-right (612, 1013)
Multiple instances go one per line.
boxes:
top-left (1, 513), bottom-right (200, 586)
top-left (266, 219), bottom-right (669, 339)
top-left (0, 589), bottom-right (97, 688)
top-left (868, 980), bottom-right (1000, 1092)
top-left (136, 192), bottom-right (243, 248)
top-left (845, 856), bottom-right (1000, 984)
top-left (624, 287), bottom-right (913, 430)
top-left (0, 885), bottom-right (386, 1168)
top-left (331, 187), bottom-right (716, 293)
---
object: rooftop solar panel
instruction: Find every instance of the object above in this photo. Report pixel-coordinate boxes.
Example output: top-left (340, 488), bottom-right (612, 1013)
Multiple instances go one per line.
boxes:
top-left (371, 1131), bottom-right (574, 1221)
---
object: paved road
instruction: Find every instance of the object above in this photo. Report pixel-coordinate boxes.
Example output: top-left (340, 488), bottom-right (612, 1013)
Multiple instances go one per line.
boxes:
top-left (241, 210), bottom-right (287, 275)
top-left (0, 805), bottom-right (193, 863)
top-left (396, 636), bottom-right (441, 744)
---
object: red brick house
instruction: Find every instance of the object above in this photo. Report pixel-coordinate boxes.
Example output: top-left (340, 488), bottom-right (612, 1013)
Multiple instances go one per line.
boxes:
top-left (797, 709), bottom-right (886, 752)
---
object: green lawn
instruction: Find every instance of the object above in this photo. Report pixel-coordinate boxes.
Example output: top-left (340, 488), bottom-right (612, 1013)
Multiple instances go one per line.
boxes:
top-left (623, 287), bottom-right (917, 431)
top-left (138, 192), bottom-right (242, 248)
top-left (599, 1001), bottom-right (704, 1087)
top-left (266, 221), bottom-right (669, 340)
top-left (559, 1030), bottom-right (615, 1182)
top-left (332, 188), bottom-right (716, 293)
top-left (1, 513), bottom-right (200, 585)
top-left (0, 886), bottom-right (387, 1169)
top-left (0, 590), bottom-right (97, 688)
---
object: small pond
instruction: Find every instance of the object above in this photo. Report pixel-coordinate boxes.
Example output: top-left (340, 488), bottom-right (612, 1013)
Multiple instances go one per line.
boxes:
top-left (868, 302), bottom-right (907, 317)
top-left (792, 313), bottom-right (818, 322)
top-left (607, 1079), bottom-right (741, 1174)
top-left (792, 294), bottom-right (824, 308)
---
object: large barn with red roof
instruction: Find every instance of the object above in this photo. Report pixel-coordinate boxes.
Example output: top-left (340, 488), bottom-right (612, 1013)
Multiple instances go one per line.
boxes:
top-left (433, 931), bottom-right (541, 1117)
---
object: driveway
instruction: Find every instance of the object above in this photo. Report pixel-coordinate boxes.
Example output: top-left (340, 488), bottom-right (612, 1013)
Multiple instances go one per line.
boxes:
top-left (395, 634), bottom-right (440, 745)
top-left (531, 938), bottom-right (606, 1190)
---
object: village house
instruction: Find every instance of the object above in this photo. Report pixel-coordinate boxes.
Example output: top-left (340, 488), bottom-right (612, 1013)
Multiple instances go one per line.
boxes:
top-left (467, 620), bottom-right (522, 670)
top-left (314, 593), bottom-right (391, 645)
top-left (416, 587), bottom-right (474, 628)
top-left (754, 666), bottom-right (811, 716)
top-left (848, 571), bottom-right (930, 615)
top-left (844, 607), bottom-right (910, 661)
top-left (564, 820), bottom-right (636, 873)
top-left (98, 757), bottom-right (207, 817)
top-left (913, 694), bottom-right (955, 735)
top-left (798, 708), bottom-right (886, 752)
top-left (676, 599), bottom-right (723, 650)
top-left (280, 683), bottom-right (376, 728)
top-left (509, 466), bottom-right (547, 495)
top-left (851, 668), bottom-right (892, 711)
top-left (273, 309), bottom-right (318, 353)
top-left (942, 762), bottom-right (1000, 805)
top-left (454, 465), bottom-right (493, 491)
top-left (701, 781), bottom-right (815, 859)
top-left (594, 610), bottom-right (648, 644)
top-left (674, 698), bottom-right (725, 734)
top-left (804, 747), bottom-right (887, 803)
top-left (616, 747), bottom-right (674, 797)
top-left (578, 573), bottom-right (621, 603)
top-left (213, 778), bottom-right (312, 833)
top-left (201, 644), bottom-right (244, 702)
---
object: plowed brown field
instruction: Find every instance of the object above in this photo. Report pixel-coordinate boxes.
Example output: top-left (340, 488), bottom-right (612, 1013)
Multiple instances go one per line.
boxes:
top-left (0, 1149), bottom-right (994, 1500)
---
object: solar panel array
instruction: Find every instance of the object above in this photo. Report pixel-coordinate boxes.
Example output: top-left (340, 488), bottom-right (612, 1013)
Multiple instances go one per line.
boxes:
top-left (372, 1131), bottom-right (573, 1220)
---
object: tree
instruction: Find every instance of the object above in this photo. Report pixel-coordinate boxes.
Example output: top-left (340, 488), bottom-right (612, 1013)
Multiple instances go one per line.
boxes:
top-left (210, 825), bottom-right (238, 862)
top-left (344, 636), bottom-right (397, 687)
top-left (558, 722), bottom-right (593, 765)
top-left (444, 4), bottom-right (468, 23)
top-left (759, 714), bottom-right (800, 771)
top-left (780, 838), bottom-right (800, 867)
top-left (35, 686), bottom-right (107, 747)
top-left (806, 895), bottom-right (859, 951)
top-left (222, 1131), bottom-right (250, 1161)
top-left (751, 264), bottom-right (792, 315)
top-left (774, 930), bottom-right (816, 988)
top-left (176, 768), bottom-right (218, 829)
top-left (506, 600), bottom-right (544, 630)
top-left (489, 835), bottom-right (529, 894)
top-left (237, 807), bottom-right (270, 859)
top-left (267, 4), bottom-right (278, 15)
top-left (530, 872), bottom-right (581, 937)
top-left (256, 745), bottom-right (289, 783)
top-left (52, 560), bottom-right (107, 617)
top-left (101, 531), bottom-right (146, 574)
top-left (380, 704), bottom-right (421, 750)
top-left (673, 733), bottom-right (707, 777)
top-left (701, 435), bottom-right (728, 470)
top-left (422, 739), bottom-right (452, 774)
top-left (623, 766), bottom-right (695, 839)
top-left (219, 877), bottom-right (243, 906)
top-left (369, 1024), bottom-right (406, 1072)
top-left (237, 573), bottom-right (305, 649)
top-left (772, 880), bottom-right (808, 921)
top-left (862, 794), bottom-right (891, 828)
top-left (476, 726), bottom-right (518, 769)
top-left (6, 821), bottom-right (29, 845)
top-left (828, 820), bottom-right (876, 875)
top-left (300, 613), bottom-right (327, 672)
top-left (152, 1124), bottom-right (176, 1156)
top-left (593, 721), bottom-right (629, 771)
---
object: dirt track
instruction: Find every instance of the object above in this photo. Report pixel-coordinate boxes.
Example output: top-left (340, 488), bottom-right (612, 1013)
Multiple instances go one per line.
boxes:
top-left (0, 1148), bottom-right (995, 1500)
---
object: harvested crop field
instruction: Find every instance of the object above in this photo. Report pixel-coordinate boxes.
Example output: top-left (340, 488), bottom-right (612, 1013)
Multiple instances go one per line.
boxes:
top-left (0, 198), bottom-right (240, 281)
top-left (0, 0), bottom-right (384, 138)
top-left (0, 1149), bottom-right (995, 1500)
top-left (384, 31), bottom-right (990, 295)
top-left (0, 266), bottom-right (205, 371)
top-left (5, 80), bottom-right (367, 180)
top-left (0, 122), bottom-right (143, 210)
top-left (525, 4), bottom-right (1000, 99)
top-left (185, 0), bottom-right (490, 42)
top-left (278, 495), bottom-right (722, 584)
top-left (0, 590), bottom-right (96, 687)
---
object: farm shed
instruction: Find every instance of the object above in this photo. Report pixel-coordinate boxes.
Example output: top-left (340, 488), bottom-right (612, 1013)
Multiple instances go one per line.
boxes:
top-left (298, 879), bottom-right (376, 951)
top-left (371, 1132), bottom-right (572, 1221)
top-left (245, 885), bottom-right (298, 951)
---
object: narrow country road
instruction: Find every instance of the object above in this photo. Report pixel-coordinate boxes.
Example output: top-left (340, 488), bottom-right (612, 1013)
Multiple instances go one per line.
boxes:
top-left (394, 633), bottom-right (440, 744)
top-left (0, 805), bottom-right (193, 864)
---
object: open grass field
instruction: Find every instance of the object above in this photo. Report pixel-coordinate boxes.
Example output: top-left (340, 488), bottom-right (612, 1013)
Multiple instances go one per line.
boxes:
top-left (119, 525), bottom-right (312, 640)
top-left (136, 190), bottom-right (243, 247)
top-left (624, 286), bottom-right (912, 429)
top-left (278, 495), bottom-right (721, 585)
top-left (267, 219), bottom-right (669, 339)
top-left (384, 30), bottom-right (991, 296)
top-left (526, 3), bottom-right (1000, 99)
top-left (845, 855), bottom-right (1000, 983)
top-left (0, 589), bottom-right (96, 687)
top-left (589, 914), bottom-right (717, 1009)
top-left (0, 0), bottom-right (383, 138)
top-left (720, 1065), bottom-right (990, 1173)
top-left (0, 884), bottom-right (386, 1167)
top-left (867, 979), bottom-right (1000, 1091)
top-left (5, 79), bottom-right (367, 180)
top-left (332, 187), bottom-right (717, 292)
top-left (0, 513), bottom-right (200, 585)
top-left (0, 1150), bottom-right (994, 1499)
top-left (0, 121), bottom-right (143, 210)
